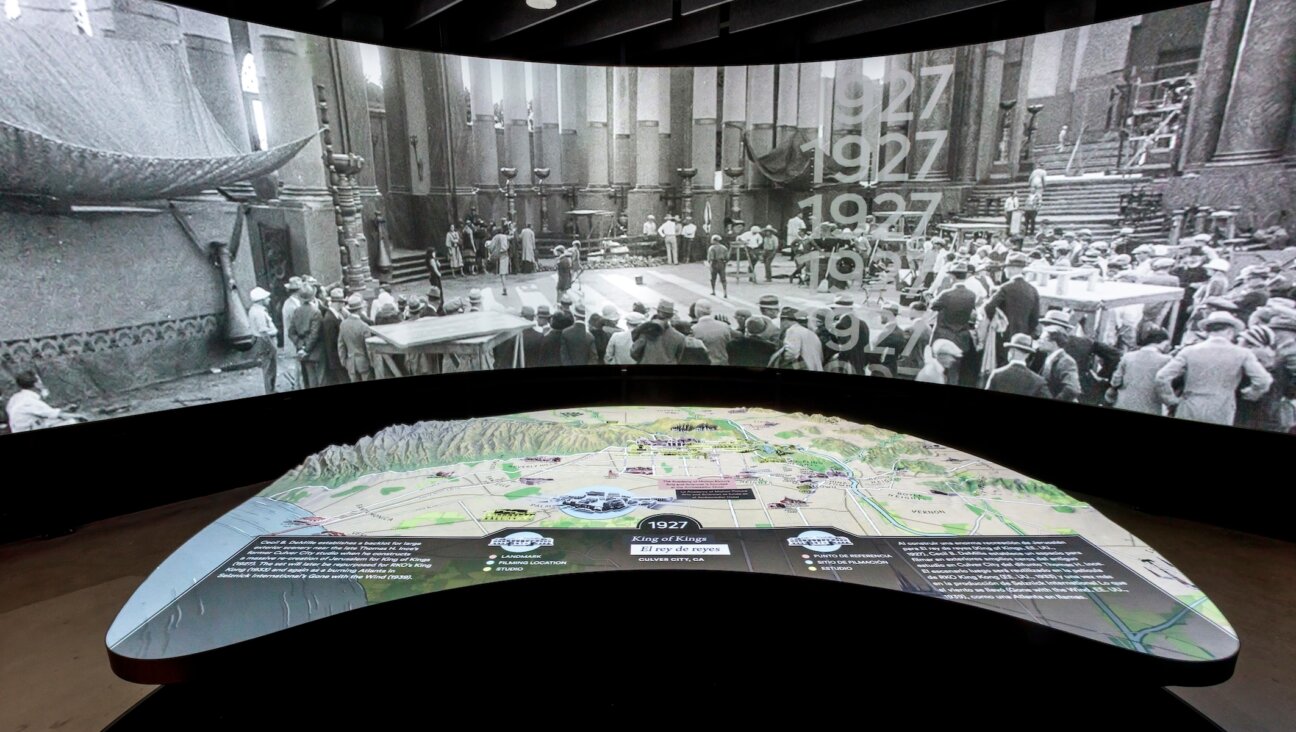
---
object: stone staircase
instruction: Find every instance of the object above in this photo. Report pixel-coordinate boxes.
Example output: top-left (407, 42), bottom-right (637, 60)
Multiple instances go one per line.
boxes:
top-left (1030, 137), bottom-right (1124, 176)
top-left (959, 175), bottom-right (1169, 244)
top-left (391, 249), bottom-right (431, 285)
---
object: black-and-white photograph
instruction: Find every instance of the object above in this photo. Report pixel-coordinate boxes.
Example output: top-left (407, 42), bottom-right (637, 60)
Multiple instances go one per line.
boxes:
top-left (1, 0), bottom-right (1293, 435)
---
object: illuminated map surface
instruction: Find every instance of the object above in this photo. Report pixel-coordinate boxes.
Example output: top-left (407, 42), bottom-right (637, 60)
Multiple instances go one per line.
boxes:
top-left (108, 407), bottom-right (1236, 666)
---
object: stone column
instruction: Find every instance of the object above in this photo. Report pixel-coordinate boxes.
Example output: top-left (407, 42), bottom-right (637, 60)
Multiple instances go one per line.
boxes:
top-left (691, 67), bottom-right (719, 183)
top-left (634, 68), bottom-right (662, 189)
top-left (103, 0), bottom-right (179, 42)
top-left (721, 66), bottom-right (747, 172)
top-left (658, 68), bottom-right (674, 190)
top-left (501, 61), bottom-right (532, 188)
top-left (533, 63), bottom-right (561, 182)
top-left (248, 25), bottom-right (338, 283)
top-left (1210, 0), bottom-right (1296, 165)
top-left (914, 47), bottom-right (956, 181)
top-left (585, 66), bottom-right (610, 189)
top-left (831, 59), bottom-right (863, 182)
top-left (975, 42), bottom-right (1006, 181)
top-left (560, 65), bottom-right (586, 186)
top-left (954, 45), bottom-right (985, 182)
top-left (442, 55), bottom-right (476, 205)
top-left (177, 7), bottom-right (250, 151)
top-left (797, 63), bottom-right (823, 141)
top-left (776, 63), bottom-right (800, 145)
top-left (747, 64), bottom-right (776, 187)
top-left (468, 57), bottom-right (500, 188)
top-left (612, 67), bottom-right (636, 187)
top-left (881, 53), bottom-right (914, 178)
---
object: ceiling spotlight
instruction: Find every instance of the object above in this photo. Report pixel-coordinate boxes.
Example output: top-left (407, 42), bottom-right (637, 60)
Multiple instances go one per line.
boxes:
top-left (526, 0), bottom-right (557, 9)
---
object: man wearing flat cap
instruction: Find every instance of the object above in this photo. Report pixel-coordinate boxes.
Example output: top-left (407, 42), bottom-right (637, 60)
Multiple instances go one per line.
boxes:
top-left (985, 334), bottom-right (1049, 398)
top-left (1229, 265), bottom-right (1271, 324)
top-left (1155, 311), bottom-right (1272, 425)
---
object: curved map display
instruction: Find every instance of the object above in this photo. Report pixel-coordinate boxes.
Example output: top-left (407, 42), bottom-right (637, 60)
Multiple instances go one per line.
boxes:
top-left (108, 407), bottom-right (1236, 671)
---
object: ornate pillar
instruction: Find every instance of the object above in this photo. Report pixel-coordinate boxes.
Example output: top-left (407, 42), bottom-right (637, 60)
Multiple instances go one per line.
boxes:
top-left (747, 64), bottom-right (776, 187)
top-left (501, 61), bottom-right (532, 188)
top-left (442, 55), bottom-right (476, 208)
top-left (1184, 0), bottom-right (1255, 168)
top-left (612, 67), bottom-right (636, 187)
top-left (585, 66), bottom-right (610, 189)
top-left (560, 64), bottom-right (586, 186)
top-left (914, 47), bottom-right (956, 181)
top-left (468, 57), bottom-right (499, 187)
top-left (776, 63), bottom-right (800, 145)
top-left (721, 66), bottom-right (747, 173)
top-left (1210, 0), bottom-right (1296, 165)
top-left (177, 7), bottom-right (250, 151)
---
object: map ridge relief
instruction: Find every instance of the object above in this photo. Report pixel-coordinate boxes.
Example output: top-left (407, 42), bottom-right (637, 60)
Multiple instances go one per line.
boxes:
top-left (109, 406), bottom-right (1237, 664)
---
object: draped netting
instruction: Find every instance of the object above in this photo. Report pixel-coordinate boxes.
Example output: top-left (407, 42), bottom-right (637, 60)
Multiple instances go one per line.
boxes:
top-left (0, 23), bottom-right (314, 201)
top-left (742, 129), bottom-right (845, 189)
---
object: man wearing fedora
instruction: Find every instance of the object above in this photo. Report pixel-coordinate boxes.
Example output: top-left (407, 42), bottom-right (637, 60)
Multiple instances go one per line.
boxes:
top-left (728, 317), bottom-right (779, 368)
top-left (277, 276), bottom-right (306, 392)
top-left (1036, 328), bottom-right (1082, 402)
top-left (1109, 327), bottom-right (1172, 415)
top-left (1039, 308), bottom-right (1120, 406)
top-left (560, 304), bottom-right (599, 366)
top-left (760, 225), bottom-right (780, 283)
top-left (247, 286), bottom-right (278, 395)
top-left (321, 288), bottom-right (348, 386)
top-left (631, 299), bottom-right (686, 365)
top-left (1230, 265), bottom-right (1271, 324)
top-left (1155, 311), bottom-right (1272, 425)
top-left (289, 283), bottom-right (326, 389)
top-left (781, 310), bottom-right (825, 371)
top-left (985, 334), bottom-right (1049, 398)
top-left (931, 262), bottom-right (979, 386)
top-left (337, 296), bottom-right (373, 383)
top-left (984, 252), bottom-right (1041, 341)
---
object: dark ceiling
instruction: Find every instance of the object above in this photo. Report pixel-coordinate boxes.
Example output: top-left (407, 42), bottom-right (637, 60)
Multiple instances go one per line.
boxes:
top-left (174, 0), bottom-right (1204, 65)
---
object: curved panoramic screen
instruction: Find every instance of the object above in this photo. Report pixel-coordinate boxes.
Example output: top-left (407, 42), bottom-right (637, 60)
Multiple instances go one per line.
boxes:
top-left (1, 0), bottom-right (1293, 437)
top-left (108, 406), bottom-right (1236, 676)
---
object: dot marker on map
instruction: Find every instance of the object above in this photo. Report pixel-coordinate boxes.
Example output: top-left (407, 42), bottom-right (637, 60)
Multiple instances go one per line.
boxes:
top-left (489, 554), bottom-right (498, 559)
top-left (804, 560), bottom-right (814, 565)
top-left (808, 567), bottom-right (817, 572)
top-left (486, 560), bottom-right (495, 565)
top-left (482, 567), bottom-right (492, 572)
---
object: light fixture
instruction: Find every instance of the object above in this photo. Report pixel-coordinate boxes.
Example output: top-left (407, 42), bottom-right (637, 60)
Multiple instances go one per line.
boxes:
top-left (526, 0), bottom-right (557, 9)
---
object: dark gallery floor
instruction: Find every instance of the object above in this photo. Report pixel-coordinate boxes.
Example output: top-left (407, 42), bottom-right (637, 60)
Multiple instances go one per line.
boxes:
top-left (1, 485), bottom-right (1292, 731)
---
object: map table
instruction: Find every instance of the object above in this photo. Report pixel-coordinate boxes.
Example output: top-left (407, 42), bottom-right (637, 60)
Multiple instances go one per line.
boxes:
top-left (366, 312), bottom-right (534, 376)
top-left (107, 406), bottom-right (1236, 687)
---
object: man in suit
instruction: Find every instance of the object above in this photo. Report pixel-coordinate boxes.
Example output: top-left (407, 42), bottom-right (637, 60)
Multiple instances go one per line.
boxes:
top-left (1037, 309), bottom-right (1120, 406)
top-left (1155, 311), bottom-right (1272, 425)
top-left (539, 311), bottom-right (572, 367)
top-left (560, 304), bottom-right (599, 366)
top-left (289, 283), bottom-right (326, 388)
top-left (494, 306), bottom-right (545, 369)
top-left (1110, 327), bottom-right (1171, 415)
top-left (1036, 328), bottom-right (1081, 402)
top-left (727, 317), bottom-right (779, 367)
top-left (337, 295), bottom-right (372, 382)
top-left (984, 253), bottom-right (1040, 339)
top-left (632, 300), bottom-right (687, 364)
top-left (985, 334), bottom-right (1049, 398)
top-left (931, 263), bottom-right (979, 386)
top-left (320, 288), bottom-right (348, 386)
top-left (691, 301), bottom-right (733, 366)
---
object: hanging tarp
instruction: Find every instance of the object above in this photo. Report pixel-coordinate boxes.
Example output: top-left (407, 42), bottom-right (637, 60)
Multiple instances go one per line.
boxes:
top-left (0, 23), bottom-right (314, 201)
top-left (742, 129), bottom-right (845, 189)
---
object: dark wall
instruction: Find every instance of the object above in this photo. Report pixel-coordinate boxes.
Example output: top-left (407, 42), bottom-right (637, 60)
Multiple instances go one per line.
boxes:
top-left (3, 367), bottom-right (1292, 545)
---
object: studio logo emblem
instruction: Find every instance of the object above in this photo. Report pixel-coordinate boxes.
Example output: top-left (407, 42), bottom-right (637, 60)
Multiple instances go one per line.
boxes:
top-left (787, 530), bottom-right (853, 553)
top-left (489, 531), bottom-right (554, 553)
